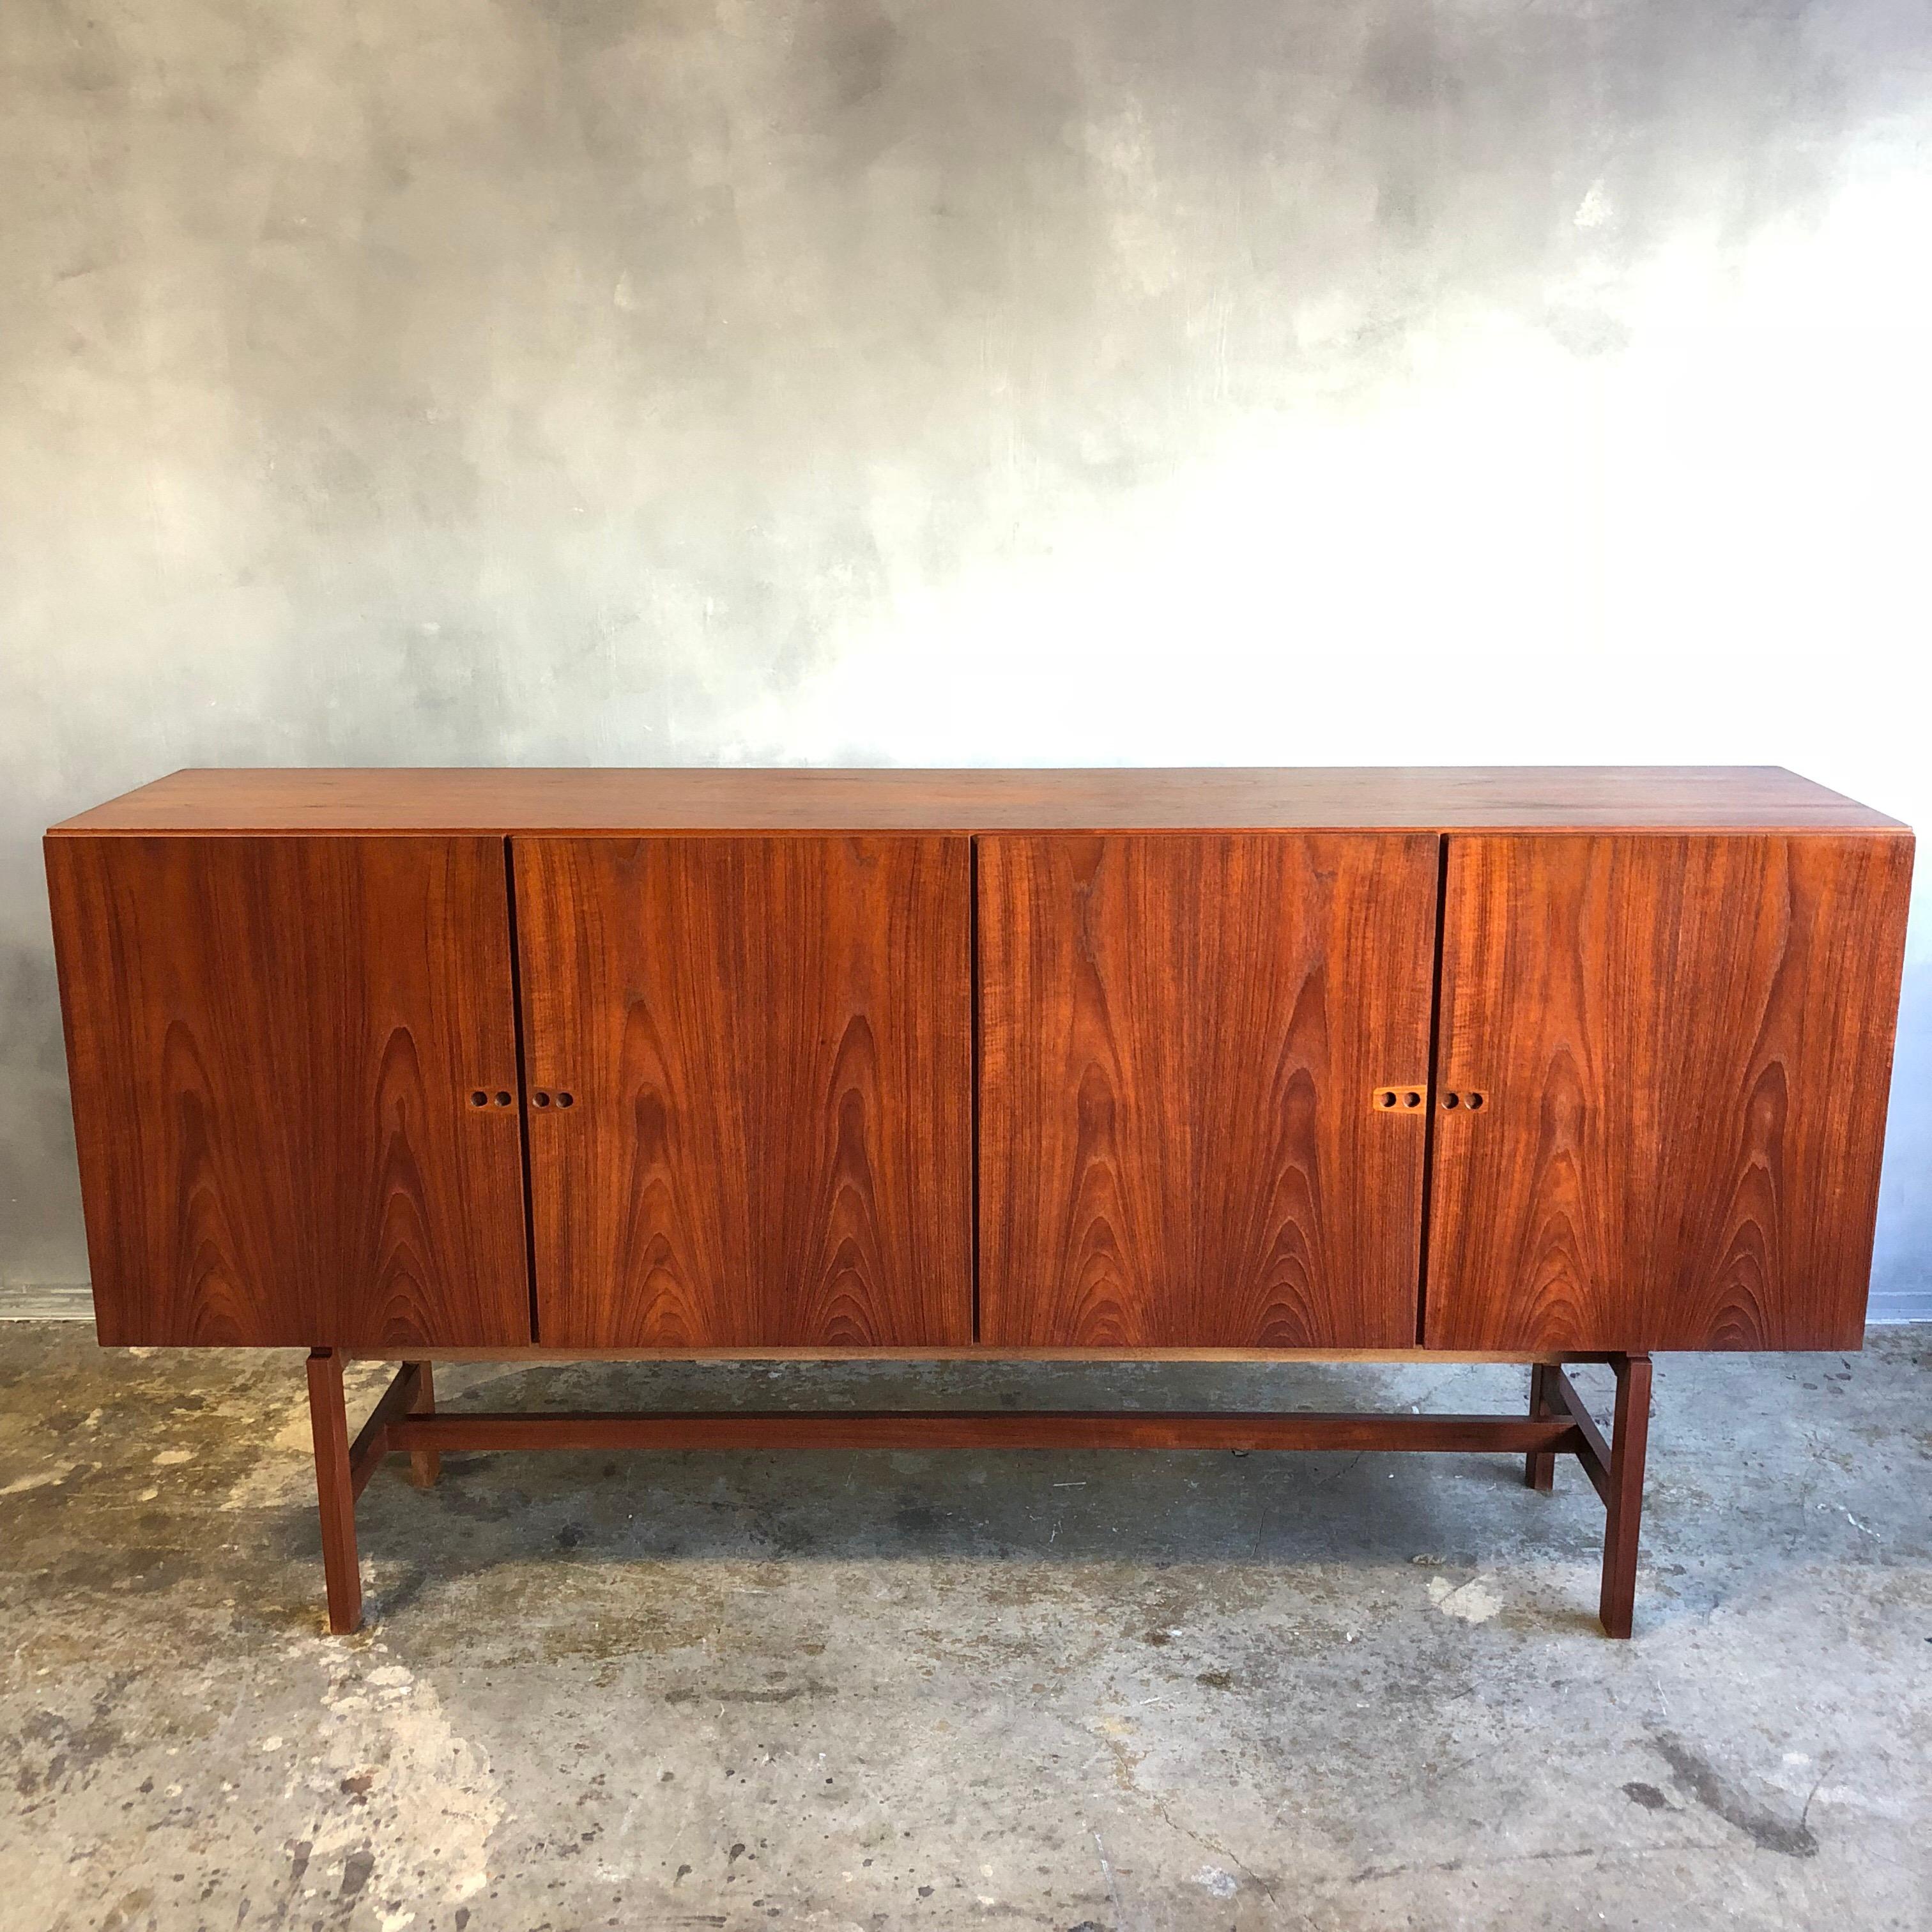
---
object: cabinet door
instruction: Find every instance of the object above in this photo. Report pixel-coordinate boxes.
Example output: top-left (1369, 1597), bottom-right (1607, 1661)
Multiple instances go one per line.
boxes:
top-left (514, 836), bottom-right (972, 1347)
top-left (47, 836), bottom-right (532, 1348)
top-left (978, 834), bottom-right (1440, 1347)
top-left (1425, 834), bottom-right (1913, 1351)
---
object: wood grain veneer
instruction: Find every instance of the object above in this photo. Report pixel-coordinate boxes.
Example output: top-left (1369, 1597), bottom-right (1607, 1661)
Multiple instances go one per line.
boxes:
top-left (48, 765), bottom-right (1905, 836)
top-left (513, 836), bottom-right (972, 1347)
top-left (977, 833), bottom-right (1439, 1347)
top-left (46, 771), bottom-right (1912, 1367)
top-left (47, 836), bottom-right (532, 1347)
top-left (1423, 834), bottom-right (1915, 1351)
top-left (47, 767), bottom-right (1911, 1639)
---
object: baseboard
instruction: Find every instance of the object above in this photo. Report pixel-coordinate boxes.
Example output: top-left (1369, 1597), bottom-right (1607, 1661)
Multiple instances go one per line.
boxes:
top-left (1866, 1296), bottom-right (1932, 1327)
top-left (0, 1284), bottom-right (94, 1321)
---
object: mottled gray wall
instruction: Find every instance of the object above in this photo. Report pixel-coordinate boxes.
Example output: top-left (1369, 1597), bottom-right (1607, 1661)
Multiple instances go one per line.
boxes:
top-left (4, 0), bottom-right (1929, 1310)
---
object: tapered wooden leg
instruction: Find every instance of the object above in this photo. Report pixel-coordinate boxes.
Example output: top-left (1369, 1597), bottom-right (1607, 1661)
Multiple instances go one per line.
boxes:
top-left (1598, 1353), bottom-right (1652, 1639)
top-left (307, 1347), bottom-right (362, 1634)
top-left (1524, 1363), bottom-right (1558, 1492)
top-left (406, 1360), bottom-right (440, 1488)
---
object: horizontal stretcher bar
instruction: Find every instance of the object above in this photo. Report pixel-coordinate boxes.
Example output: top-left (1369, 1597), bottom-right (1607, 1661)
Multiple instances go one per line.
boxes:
top-left (373, 1409), bottom-right (1587, 1456)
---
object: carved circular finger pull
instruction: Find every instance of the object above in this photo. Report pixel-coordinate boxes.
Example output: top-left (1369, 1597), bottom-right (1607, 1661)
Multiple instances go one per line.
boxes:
top-left (1441, 1089), bottom-right (1489, 1112)
top-left (532, 1090), bottom-right (551, 1108)
top-left (469, 1091), bottom-right (488, 1108)
top-left (1372, 1086), bottom-right (1426, 1112)
top-left (556, 1091), bottom-right (574, 1108)
top-left (494, 1091), bottom-right (513, 1107)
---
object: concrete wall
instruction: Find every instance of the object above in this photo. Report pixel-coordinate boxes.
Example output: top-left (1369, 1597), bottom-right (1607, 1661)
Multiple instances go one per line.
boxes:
top-left (4, 0), bottom-right (1928, 1314)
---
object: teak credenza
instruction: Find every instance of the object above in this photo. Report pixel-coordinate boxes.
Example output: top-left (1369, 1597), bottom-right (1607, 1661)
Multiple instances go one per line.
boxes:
top-left (45, 768), bottom-right (1913, 1637)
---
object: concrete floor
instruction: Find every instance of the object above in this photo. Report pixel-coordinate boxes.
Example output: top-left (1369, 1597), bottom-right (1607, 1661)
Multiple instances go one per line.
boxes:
top-left (0, 1325), bottom-right (1927, 1932)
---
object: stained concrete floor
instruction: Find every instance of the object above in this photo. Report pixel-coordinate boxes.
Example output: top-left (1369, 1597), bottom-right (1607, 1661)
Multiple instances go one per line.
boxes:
top-left (0, 1324), bottom-right (1928, 1932)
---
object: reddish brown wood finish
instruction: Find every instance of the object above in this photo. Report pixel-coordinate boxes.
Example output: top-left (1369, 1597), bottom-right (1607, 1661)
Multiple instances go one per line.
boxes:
top-left (406, 1361), bottom-right (440, 1489)
top-left (50, 769), bottom-right (1900, 1645)
top-left (348, 1360), bottom-right (427, 1500)
top-left (381, 1409), bottom-right (1581, 1454)
top-left (307, 1349), bottom-right (362, 1635)
top-left (1550, 1365), bottom-right (1616, 1506)
top-left (1524, 1362), bottom-right (1558, 1492)
top-left (977, 834), bottom-right (1439, 1347)
top-left (49, 765), bottom-right (1903, 836)
top-left (318, 1350), bottom-right (1652, 1635)
top-left (1425, 835), bottom-right (1914, 1352)
top-left (1526, 1360), bottom-right (1652, 1636)
top-left (1599, 1356), bottom-right (1652, 1639)
top-left (46, 836), bottom-right (532, 1348)
top-left (513, 836), bottom-right (972, 1347)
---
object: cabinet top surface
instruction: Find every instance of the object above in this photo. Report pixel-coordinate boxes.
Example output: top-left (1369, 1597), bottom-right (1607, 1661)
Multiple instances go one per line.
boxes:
top-left (47, 766), bottom-right (1907, 836)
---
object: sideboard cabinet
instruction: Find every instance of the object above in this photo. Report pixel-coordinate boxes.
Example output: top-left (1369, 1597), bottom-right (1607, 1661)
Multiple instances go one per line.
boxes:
top-left (47, 769), bottom-right (1913, 1636)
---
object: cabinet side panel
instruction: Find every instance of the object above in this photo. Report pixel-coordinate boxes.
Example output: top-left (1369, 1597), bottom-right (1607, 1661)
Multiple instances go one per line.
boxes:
top-left (516, 836), bottom-right (972, 1347)
top-left (977, 833), bottom-right (1439, 1348)
top-left (1425, 833), bottom-right (1913, 1351)
top-left (45, 835), bottom-right (532, 1347)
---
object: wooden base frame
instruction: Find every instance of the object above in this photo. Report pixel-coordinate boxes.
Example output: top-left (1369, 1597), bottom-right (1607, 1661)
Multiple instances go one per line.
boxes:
top-left (305, 1349), bottom-right (1653, 1638)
